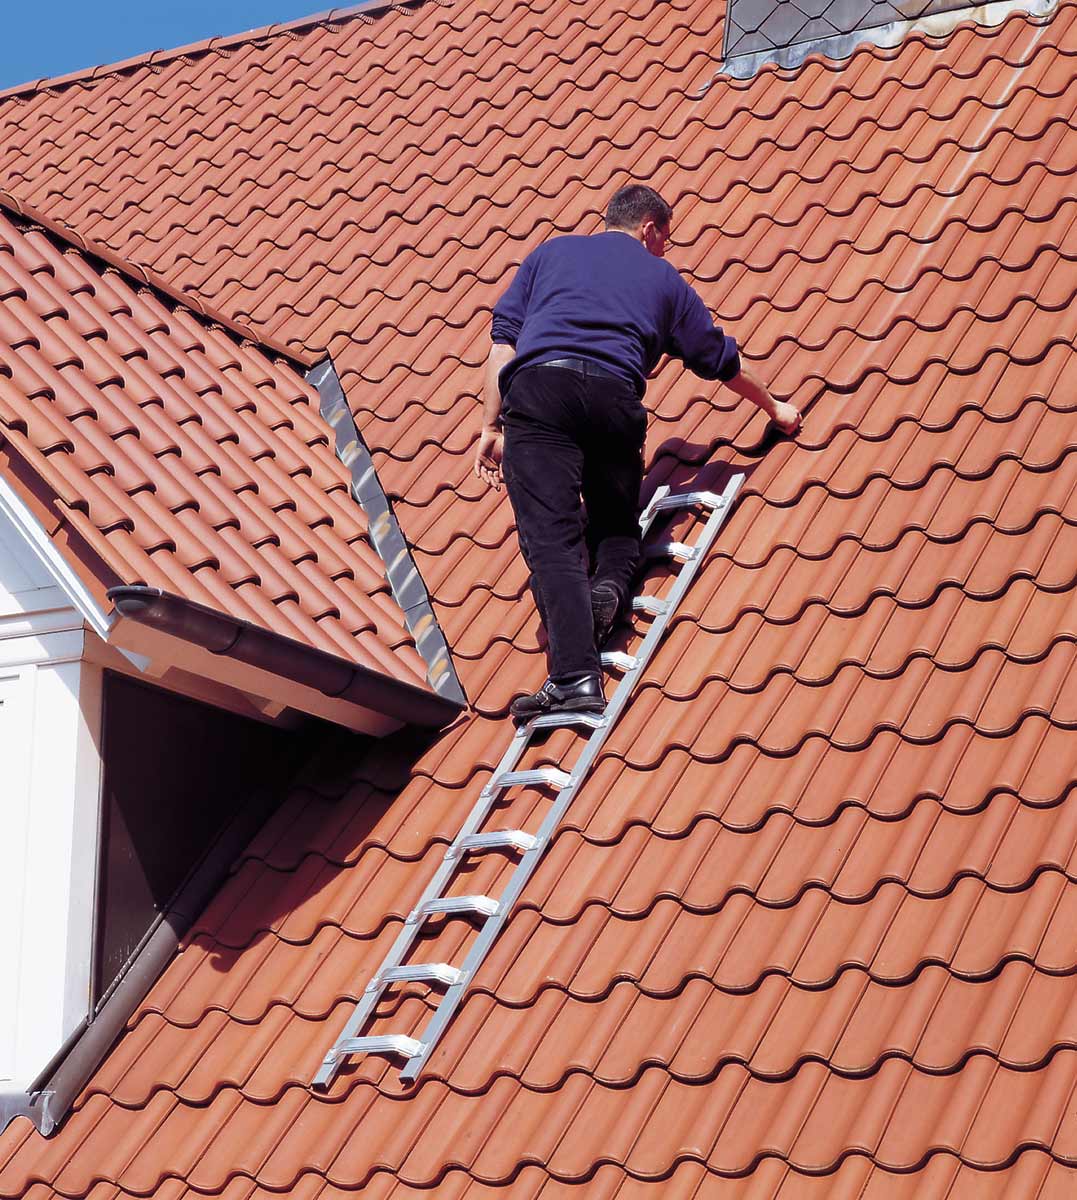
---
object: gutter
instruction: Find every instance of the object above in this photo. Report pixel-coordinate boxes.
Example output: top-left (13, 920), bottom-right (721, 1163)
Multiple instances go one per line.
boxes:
top-left (107, 585), bottom-right (462, 728)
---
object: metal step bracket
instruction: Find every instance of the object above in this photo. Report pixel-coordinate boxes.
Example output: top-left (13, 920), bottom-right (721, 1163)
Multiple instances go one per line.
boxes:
top-left (490, 766), bottom-right (572, 792)
top-left (632, 595), bottom-right (669, 617)
top-left (447, 830), bottom-right (540, 859)
top-left (408, 895), bottom-right (499, 923)
top-left (375, 963), bottom-right (464, 988)
top-left (600, 650), bottom-right (639, 671)
top-left (313, 471), bottom-right (745, 1090)
top-left (646, 540), bottom-right (698, 563)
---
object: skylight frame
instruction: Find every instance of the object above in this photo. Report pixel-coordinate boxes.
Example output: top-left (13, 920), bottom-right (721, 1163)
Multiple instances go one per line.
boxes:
top-left (718, 0), bottom-right (1058, 78)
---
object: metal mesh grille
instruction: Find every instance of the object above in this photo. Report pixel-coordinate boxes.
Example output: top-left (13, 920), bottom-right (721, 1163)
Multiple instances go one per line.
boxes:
top-left (724, 0), bottom-right (974, 60)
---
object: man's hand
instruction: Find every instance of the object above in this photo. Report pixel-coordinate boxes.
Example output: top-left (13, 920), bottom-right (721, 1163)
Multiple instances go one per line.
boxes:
top-left (771, 400), bottom-right (801, 437)
top-left (725, 367), bottom-right (800, 439)
top-left (475, 425), bottom-right (504, 490)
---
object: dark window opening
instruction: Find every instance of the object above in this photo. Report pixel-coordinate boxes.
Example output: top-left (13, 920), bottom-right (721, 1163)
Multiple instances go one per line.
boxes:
top-left (724, 0), bottom-right (977, 64)
top-left (92, 672), bottom-right (302, 1006)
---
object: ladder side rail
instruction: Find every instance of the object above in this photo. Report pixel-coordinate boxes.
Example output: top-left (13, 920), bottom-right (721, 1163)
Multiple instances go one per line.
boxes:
top-left (399, 472), bottom-right (744, 1080)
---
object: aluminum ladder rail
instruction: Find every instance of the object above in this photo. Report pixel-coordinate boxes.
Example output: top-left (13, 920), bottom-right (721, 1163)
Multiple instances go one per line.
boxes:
top-left (313, 472), bottom-right (745, 1088)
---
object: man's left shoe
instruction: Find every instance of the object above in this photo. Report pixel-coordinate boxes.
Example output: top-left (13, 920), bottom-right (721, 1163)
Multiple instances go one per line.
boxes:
top-left (591, 581), bottom-right (622, 648)
top-left (510, 674), bottom-right (606, 721)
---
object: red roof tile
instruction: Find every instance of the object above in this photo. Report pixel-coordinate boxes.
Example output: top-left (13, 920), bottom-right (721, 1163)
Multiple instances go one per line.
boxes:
top-left (0, 199), bottom-right (429, 689)
top-left (2, 0), bottom-right (1077, 1192)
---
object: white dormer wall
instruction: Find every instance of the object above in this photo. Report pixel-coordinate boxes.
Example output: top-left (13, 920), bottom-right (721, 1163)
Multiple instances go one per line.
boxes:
top-left (0, 509), bottom-right (103, 1091)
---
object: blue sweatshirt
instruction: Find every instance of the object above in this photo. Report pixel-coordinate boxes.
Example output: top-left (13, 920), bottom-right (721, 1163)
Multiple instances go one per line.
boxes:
top-left (490, 230), bottom-right (740, 398)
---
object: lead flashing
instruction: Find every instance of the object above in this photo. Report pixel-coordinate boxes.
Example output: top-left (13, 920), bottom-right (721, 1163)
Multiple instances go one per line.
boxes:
top-left (309, 359), bottom-right (468, 709)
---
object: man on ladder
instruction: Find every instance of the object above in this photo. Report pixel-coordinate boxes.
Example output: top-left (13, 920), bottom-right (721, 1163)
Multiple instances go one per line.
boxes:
top-left (474, 184), bottom-right (801, 721)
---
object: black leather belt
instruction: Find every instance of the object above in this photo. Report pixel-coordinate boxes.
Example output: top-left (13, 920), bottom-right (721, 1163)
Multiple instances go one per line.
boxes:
top-left (540, 357), bottom-right (627, 383)
top-left (538, 357), bottom-right (640, 397)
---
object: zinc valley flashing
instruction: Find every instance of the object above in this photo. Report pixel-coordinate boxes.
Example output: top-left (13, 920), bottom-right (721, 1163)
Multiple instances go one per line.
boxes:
top-left (711, 0), bottom-right (1060, 83)
top-left (309, 357), bottom-right (467, 709)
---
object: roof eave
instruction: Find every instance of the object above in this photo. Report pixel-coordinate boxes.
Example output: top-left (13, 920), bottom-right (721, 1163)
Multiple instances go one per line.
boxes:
top-left (107, 585), bottom-right (463, 729)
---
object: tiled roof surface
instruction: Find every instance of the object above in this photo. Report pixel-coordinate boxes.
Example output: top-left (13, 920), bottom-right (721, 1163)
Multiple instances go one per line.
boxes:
top-left (0, 198), bottom-right (428, 686)
top-left (2, 0), bottom-right (1077, 1193)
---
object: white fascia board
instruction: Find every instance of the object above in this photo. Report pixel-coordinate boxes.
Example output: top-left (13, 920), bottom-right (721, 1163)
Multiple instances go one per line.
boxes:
top-left (0, 473), bottom-right (112, 641)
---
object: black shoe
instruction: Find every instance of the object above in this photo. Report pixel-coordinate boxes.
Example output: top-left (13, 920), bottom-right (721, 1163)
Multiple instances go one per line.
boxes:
top-left (510, 674), bottom-right (605, 721)
top-left (591, 581), bottom-right (622, 648)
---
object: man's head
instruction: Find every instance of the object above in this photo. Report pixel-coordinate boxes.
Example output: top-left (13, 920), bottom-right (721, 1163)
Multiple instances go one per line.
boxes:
top-left (605, 184), bottom-right (673, 258)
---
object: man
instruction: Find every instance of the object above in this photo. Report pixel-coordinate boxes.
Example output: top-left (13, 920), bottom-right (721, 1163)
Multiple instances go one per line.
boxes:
top-left (474, 184), bottom-right (800, 720)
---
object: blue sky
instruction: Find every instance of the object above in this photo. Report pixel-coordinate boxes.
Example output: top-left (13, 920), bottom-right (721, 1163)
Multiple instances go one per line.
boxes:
top-left (1, 1), bottom-right (333, 90)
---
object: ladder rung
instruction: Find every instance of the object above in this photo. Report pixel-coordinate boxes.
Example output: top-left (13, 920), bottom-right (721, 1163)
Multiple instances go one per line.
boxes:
top-left (408, 894), bottom-right (500, 923)
top-left (373, 963), bottom-right (463, 988)
top-left (527, 710), bottom-right (608, 731)
top-left (646, 541), bottom-right (698, 563)
top-left (325, 1034), bottom-right (422, 1064)
top-left (601, 651), bottom-right (639, 671)
top-left (632, 595), bottom-right (670, 616)
top-left (490, 766), bottom-right (572, 791)
top-left (648, 490), bottom-right (727, 514)
top-left (448, 830), bottom-right (539, 858)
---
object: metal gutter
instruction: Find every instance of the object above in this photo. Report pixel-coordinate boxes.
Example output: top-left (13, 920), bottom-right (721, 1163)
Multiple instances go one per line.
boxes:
top-left (0, 754), bottom-right (310, 1136)
top-left (308, 358), bottom-right (468, 709)
top-left (107, 585), bottom-right (462, 728)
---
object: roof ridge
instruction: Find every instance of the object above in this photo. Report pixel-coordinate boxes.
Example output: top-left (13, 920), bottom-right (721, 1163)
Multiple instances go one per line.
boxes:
top-left (0, 187), bottom-right (311, 367)
top-left (0, 0), bottom-right (429, 103)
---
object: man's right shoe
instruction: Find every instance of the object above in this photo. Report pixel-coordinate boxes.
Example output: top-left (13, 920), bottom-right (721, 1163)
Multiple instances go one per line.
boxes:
top-left (591, 581), bottom-right (622, 648)
top-left (510, 674), bottom-right (606, 721)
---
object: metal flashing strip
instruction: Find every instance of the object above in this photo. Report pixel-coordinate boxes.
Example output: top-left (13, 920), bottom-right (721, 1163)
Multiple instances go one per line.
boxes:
top-left (0, 1090), bottom-right (56, 1139)
top-left (0, 471), bottom-right (112, 641)
top-left (709, 0), bottom-right (1057, 82)
top-left (308, 359), bottom-right (467, 708)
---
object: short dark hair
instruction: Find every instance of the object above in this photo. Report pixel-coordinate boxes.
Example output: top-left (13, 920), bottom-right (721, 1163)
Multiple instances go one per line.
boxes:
top-left (605, 184), bottom-right (672, 232)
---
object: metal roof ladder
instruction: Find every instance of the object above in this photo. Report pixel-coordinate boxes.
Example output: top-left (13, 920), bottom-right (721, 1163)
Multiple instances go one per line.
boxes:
top-left (313, 471), bottom-right (745, 1088)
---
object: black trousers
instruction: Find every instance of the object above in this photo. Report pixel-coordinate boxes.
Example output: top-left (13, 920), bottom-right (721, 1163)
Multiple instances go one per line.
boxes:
top-left (502, 363), bottom-right (646, 681)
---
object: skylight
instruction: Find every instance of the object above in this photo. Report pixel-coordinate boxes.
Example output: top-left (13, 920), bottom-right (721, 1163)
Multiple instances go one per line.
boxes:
top-left (721, 0), bottom-right (1056, 76)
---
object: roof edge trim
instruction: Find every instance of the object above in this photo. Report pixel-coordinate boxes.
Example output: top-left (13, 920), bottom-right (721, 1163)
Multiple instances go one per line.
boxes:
top-left (308, 357), bottom-right (468, 708)
top-left (0, 467), bottom-right (111, 639)
top-left (106, 584), bottom-right (463, 727)
top-left (0, 190), bottom-right (312, 369)
top-left (0, 0), bottom-right (431, 102)
top-left (709, 0), bottom-right (1058, 84)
